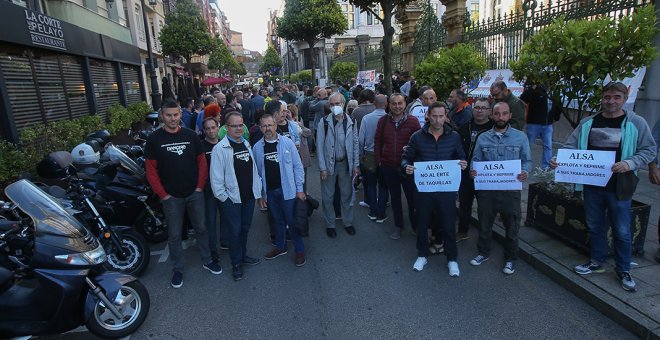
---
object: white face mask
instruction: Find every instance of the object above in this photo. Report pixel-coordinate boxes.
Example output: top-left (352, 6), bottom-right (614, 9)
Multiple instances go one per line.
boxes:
top-left (331, 105), bottom-right (343, 116)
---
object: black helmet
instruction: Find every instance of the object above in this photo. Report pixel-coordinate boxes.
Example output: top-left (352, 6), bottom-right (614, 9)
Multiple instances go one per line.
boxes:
top-left (36, 151), bottom-right (74, 179)
top-left (85, 130), bottom-right (112, 147)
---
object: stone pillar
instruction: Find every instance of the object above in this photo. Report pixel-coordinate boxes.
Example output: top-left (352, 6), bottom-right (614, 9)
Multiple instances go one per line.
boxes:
top-left (395, 4), bottom-right (423, 73)
top-left (440, 0), bottom-right (468, 46)
top-left (355, 34), bottom-right (371, 71)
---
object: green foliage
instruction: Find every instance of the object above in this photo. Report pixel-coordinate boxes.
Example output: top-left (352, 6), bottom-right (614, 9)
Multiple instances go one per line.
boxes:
top-left (289, 72), bottom-right (300, 83)
top-left (0, 140), bottom-right (31, 185)
top-left (510, 6), bottom-right (658, 128)
top-left (159, 0), bottom-right (214, 64)
top-left (208, 39), bottom-right (236, 72)
top-left (127, 102), bottom-right (153, 123)
top-left (298, 69), bottom-right (313, 82)
top-left (260, 45), bottom-right (283, 74)
top-left (277, 0), bottom-right (346, 83)
top-left (414, 43), bottom-right (487, 100)
top-left (107, 104), bottom-right (132, 134)
top-left (329, 62), bottom-right (358, 84)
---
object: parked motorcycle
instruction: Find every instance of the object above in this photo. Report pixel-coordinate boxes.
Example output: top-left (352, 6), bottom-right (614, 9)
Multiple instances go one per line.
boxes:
top-left (0, 179), bottom-right (150, 338)
top-left (51, 177), bottom-right (151, 276)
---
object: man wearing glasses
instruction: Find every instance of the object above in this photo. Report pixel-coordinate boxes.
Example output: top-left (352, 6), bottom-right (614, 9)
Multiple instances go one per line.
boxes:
top-left (211, 111), bottom-right (263, 281)
top-left (456, 98), bottom-right (494, 241)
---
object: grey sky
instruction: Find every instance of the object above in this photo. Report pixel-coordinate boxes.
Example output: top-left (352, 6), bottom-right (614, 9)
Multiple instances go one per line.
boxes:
top-left (219, 0), bottom-right (283, 53)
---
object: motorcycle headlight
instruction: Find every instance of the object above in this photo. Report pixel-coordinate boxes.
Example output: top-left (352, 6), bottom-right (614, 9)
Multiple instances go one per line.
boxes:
top-left (54, 243), bottom-right (106, 265)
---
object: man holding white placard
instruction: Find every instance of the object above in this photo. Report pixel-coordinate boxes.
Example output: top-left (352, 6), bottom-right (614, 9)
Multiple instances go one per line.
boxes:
top-left (469, 101), bottom-right (531, 275)
top-left (549, 82), bottom-right (656, 292)
top-left (402, 102), bottom-right (467, 276)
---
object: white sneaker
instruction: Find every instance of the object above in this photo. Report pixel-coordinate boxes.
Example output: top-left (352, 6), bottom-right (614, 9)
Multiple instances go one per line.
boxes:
top-left (359, 201), bottom-right (370, 208)
top-left (448, 261), bottom-right (460, 277)
top-left (413, 257), bottom-right (427, 272)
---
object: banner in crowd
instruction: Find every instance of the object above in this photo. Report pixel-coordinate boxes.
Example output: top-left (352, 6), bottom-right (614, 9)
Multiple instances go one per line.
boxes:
top-left (357, 70), bottom-right (376, 90)
top-left (554, 149), bottom-right (615, 187)
top-left (410, 106), bottom-right (427, 127)
top-left (473, 160), bottom-right (522, 191)
top-left (413, 160), bottom-right (462, 192)
top-left (469, 68), bottom-right (645, 111)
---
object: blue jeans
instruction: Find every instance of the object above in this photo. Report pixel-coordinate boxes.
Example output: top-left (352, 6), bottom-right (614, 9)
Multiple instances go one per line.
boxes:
top-left (161, 191), bottom-right (211, 272)
top-left (583, 186), bottom-right (632, 273)
top-left (362, 168), bottom-right (378, 215)
top-left (222, 198), bottom-right (256, 266)
top-left (205, 188), bottom-right (227, 252)
top-left (415, 192), bottom-right (458, 260)
top-left (268, 188), bottom-right (304, 254)
top-left (526, 123), bottom-right (553, 169)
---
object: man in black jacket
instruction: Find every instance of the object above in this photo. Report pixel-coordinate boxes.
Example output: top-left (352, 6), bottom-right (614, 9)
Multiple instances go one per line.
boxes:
top-left (402, 102), bottom-right (467, 276)
top-left (456, 98), bottom-right (494, 241)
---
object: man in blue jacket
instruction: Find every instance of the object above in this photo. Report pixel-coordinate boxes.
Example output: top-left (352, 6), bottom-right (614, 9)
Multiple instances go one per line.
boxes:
top-left (402, 102), bottom-right (467, 276)
top-left (253, 114), bottom-right (307, 267)
top-left (550, 82), bottom-right (656, 292)
top-left (470, 101), bottom-right (532, 276)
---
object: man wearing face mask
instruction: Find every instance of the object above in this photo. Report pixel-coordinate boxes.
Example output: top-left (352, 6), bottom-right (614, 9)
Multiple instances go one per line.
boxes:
top-left (317, 93), bottom-right (361, 238)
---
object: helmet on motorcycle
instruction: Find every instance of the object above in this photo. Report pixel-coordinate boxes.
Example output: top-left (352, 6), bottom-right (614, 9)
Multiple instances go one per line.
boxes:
top-left (37, 151), bottom-right (74, 179)
top-left (72, 143), bottom-right (100, 165)
top-left (85, 130), bottom-right (112, 147)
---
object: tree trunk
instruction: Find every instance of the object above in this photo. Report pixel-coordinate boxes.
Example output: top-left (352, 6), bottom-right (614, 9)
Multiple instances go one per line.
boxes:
top-left (306, 39), bottom-right (318, 86)
top-left (381, 2), bottom-right (394, 95)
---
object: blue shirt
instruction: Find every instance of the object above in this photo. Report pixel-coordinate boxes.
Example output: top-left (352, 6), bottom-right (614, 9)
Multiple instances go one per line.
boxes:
top-left (470, 126), bottom-right (532, 174)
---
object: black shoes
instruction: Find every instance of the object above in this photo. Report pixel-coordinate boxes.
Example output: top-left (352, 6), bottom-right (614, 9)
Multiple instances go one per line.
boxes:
top-left (242, 256), bottom-right (262, 266)
top-left (326, 228), bottom-right (337, 238)
top-left (232, 264), bottom-right (243, 281)
top-left (345, 226), bottom-right (356, 235)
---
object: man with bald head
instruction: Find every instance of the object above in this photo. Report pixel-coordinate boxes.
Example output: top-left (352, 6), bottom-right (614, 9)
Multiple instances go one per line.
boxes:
top-left (448, 89), bottom-right (473, 129)
top-left (405, 85), bottom-right (431, 115)
top-left (358, 94), bottom-right (389, 218)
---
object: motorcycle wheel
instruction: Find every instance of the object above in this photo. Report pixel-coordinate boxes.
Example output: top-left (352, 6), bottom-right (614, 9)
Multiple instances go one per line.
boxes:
top-left (104, 231), bottom-right (151, 276)
top-left (86, 280), bottom-right (150, 338)
top-left (134, 209), bottom-right (168, 243)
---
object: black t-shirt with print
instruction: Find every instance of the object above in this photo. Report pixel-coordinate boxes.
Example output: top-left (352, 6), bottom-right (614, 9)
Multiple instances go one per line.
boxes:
top-left (201, 139), bottom-right (217, 189)
top-left (144, 127), bottom-right (202, 198)
top-left (264, 140), bottom-right (282, 191)
top-left (277, 122), bottom-right (291, 140)
top-left (588, 113), bottom-right (625, 191)
top-left (230, 139), bottom-right (255, 202)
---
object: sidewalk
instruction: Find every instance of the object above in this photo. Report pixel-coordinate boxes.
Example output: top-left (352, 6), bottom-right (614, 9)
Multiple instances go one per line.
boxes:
top-left (481, 141), bottom-right (659, 339)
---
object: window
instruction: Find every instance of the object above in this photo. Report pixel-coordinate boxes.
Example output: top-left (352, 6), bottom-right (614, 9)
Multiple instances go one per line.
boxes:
top-left (366, 5), bottom-right (382, 25)
top-left (135, 5), bottom-right (145, 42)
top-left (341, 4), bottom-right (354, 29)
top-left (470, 3), bottom-right (479, 22)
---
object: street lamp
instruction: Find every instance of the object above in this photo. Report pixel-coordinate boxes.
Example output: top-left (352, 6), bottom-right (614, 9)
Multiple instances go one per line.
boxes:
top-left (141, 0), bottom-right (161, 110)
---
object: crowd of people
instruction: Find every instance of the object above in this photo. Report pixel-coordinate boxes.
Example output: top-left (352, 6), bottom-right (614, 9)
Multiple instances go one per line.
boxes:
top-left (144, 76), bottom-right (658, 293)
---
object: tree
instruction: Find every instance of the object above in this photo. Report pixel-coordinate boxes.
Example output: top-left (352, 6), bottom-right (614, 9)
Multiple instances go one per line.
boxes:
top-left (260, 45), bottom-right (283, 75)
top-left (298, 69), bottom-right (313, 82)
top-left (329, 61), bottom-right (358, 84)
top-left (159, 0), bottom-right (214, 77)
top-left (414, 43), bottom-right (486, 100)
top-left (208, 38), bottom-right (235, 73)
top-left (510, 6), bottom-right (658, 128)
top-left (277, 0), bottom-right (347, 85)
top-left (350, 0), bottom-right (415, 94)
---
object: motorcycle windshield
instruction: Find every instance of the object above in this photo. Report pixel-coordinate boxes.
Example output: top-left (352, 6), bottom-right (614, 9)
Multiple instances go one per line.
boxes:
top-left (4, 179), bottom-right (87, 238)
top-left (106, 143), bottom-right (146, 178)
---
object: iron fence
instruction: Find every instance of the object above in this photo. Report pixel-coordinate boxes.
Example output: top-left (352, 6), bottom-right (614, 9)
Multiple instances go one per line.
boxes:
top-left (330, 43), bottom-right (401, 74)
top-left (413, 0), bottom-right (652, 69)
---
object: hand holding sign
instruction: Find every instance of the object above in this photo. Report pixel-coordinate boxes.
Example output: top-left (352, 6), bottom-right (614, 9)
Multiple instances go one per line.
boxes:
top-left (413, 160), bottom-right (462, 192)
top-left (554, 149), bottom-right (615, 186)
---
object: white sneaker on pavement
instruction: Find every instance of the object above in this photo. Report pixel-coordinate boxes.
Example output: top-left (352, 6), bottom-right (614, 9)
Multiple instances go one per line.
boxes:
top-left (448, 261), bottom-right (460, 277)
top-left (413, 257), bottom-right (427, 272)
top-left (359, 201), bottom-right (370, 208)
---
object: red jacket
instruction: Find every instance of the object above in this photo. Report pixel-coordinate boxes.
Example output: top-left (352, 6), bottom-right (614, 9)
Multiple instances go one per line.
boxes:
top-left (374, 113), bottom-right (421, 168)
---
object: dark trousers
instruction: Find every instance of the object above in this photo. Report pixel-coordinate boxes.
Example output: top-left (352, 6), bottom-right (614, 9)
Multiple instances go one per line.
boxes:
top-left (457, 170), bottom-right (476, 234)
top-left (222, 198), bottom-right (256, 266)
top-left (379, 165), bottom-right (415, 229)
top-left (162, 191), bottom-right (211, 272)
top-left (362, 167), bottom-right (378, 215)
top-left (333, 178), bottom-right (341, 217)
top-left (476, 191), bottom-right (521, 261)
top-left (415, 192), bottom-right (458, 261)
